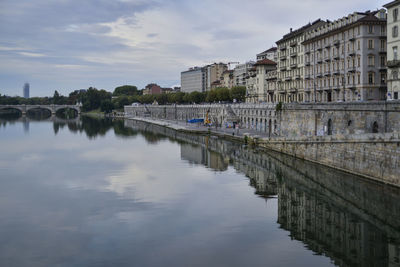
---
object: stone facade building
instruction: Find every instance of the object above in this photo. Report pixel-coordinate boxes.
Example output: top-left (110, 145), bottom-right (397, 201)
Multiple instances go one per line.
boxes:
top-left (276, 20), bottom-right (326, 103)
top-left (385, 0), bottom-right (400, 100)
top-left (303, 10), bottom-right (387, 102)
top-left (246, 59), bottom-right (277, 103)
top-left (220, 70), bottom-right (234, 89)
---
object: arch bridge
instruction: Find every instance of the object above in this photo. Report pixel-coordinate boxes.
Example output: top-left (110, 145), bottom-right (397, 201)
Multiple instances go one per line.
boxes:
top-left (0, 105), bottom-right (81, 115)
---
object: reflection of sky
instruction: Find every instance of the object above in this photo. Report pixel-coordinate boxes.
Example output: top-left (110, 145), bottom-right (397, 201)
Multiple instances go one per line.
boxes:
top-left (0, 121), bottom-right (334, 267)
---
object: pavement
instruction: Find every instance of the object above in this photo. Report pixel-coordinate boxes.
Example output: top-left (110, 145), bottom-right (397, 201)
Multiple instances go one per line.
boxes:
top-left (127, 117), bottom-right (274, 140)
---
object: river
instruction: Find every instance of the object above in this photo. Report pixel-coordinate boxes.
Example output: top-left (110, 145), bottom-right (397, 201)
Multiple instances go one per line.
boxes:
top-left (0, 116), bottom-right (399, 267)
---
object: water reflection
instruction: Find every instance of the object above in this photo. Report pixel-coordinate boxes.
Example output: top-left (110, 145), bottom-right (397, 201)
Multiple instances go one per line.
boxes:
top-left (0, 117), bottom-right (399, 267)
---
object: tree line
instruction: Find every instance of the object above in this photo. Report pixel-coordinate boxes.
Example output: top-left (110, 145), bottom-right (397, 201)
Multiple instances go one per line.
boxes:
top-left (0, 85), bottom-right (246, 113)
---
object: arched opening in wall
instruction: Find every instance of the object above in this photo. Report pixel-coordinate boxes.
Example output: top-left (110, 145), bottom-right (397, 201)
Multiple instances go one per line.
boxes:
top-left (26, 108), bottom-right (52, 120)
top-left (274, 120), bottom-right (277, 134)
top-left (265, 118), bottom-right (268, 132)
top-left (251, 118), bottom-right (254, 129)
top-left (348, 120), bottom-right (352, 127)
top-left (372, 121), bottom-right (379, 133)
top-left (255, 118), bottom-right (258, 130)
top-left (327, 119), bottom-right (333, 135)
top-left (0, 108), bottom-right (22, 120)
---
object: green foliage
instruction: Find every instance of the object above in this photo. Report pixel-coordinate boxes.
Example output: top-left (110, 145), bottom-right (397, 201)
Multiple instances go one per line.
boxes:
top-left (100, 100), bottom-right (114, 113)
top-left (113, 85), bottom-right (139, 96)
top-left (230, 86), bottom-right (246, 102)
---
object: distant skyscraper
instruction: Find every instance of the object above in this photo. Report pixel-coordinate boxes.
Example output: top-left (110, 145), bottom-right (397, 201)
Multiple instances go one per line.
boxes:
top-left (23, 83), bottom-right (29, 98)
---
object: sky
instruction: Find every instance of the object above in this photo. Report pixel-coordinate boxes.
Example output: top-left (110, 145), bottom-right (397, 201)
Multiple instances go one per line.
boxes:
top-left (0, 0), bottom-right (388, 97)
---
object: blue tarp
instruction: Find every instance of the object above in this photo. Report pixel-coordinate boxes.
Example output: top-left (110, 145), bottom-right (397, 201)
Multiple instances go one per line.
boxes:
top-left (187, 118), bottom-right (204, 123)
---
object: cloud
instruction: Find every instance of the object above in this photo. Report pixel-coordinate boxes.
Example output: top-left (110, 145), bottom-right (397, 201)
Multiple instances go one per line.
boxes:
top-left (0, 0), bottom-right (388, 96)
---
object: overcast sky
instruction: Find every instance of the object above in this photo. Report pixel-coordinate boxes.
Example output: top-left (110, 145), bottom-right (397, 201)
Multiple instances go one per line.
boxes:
top-left (0, 0), bottom-right (388, 97)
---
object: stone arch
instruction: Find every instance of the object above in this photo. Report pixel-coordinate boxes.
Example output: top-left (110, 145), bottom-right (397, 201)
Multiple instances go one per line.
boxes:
top-left (26, 106), bottom-right (53, 114)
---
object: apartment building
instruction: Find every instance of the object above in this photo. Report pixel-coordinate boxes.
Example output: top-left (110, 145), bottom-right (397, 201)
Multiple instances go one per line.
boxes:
top-left (181, 67), bottom-right (206, 93)
top-left (276, 20), bottom-right (326, 103)
top-left (246, 59), bottom-right (277, 103)
top-left (256, 47), bottom-right (278, 62)
top-left (302, 10), bottom-right (387, 102)
top-left (234, 61), bottom-right (255, 87)
top-left (385, 0), bottom-right (400, 100)
top-left (205, 63), bottom-right (228, 91)
top-left (220, 70), bottom-right (234, 89)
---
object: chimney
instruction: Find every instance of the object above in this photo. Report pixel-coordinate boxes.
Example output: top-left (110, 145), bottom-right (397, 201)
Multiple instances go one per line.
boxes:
top-left (290, 28), bottom-right (292, 32)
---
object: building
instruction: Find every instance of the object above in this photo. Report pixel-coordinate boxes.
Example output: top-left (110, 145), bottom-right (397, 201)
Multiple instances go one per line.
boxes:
top-left (143, 83), bottom-right (163, 95)
top-left (303, 10), bottom-right (387, 102)
top-left (205, 63), bottom-right (228, 91)
top-left (246, 59), bottom-right (277, 103)
top-left (234, 61), bottom-right (255, 87)
top-left (256, 47), bottom-right (278, 62)
top-left (220, 70), bottom-right (234, 89)
top-left (23, 83), bottom-right (29, 98)
top-left (276, 20), bottom-right (326, 103)
top-left (385, 0), bottom-right (400, 100)
top-left (181, 67), bottom-right (207, 93)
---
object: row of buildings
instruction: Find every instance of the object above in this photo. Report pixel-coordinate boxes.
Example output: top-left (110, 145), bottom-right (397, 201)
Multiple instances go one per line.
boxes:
top-left (181, 1), bottom-right (400, 103)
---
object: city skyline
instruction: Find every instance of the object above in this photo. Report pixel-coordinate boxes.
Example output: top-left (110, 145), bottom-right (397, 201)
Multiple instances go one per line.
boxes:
top-left (0, 0), bottom-right (387, 97)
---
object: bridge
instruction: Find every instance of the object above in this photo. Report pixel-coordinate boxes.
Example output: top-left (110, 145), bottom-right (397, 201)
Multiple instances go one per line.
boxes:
top-left (0, 104), bottom-right (80, 115)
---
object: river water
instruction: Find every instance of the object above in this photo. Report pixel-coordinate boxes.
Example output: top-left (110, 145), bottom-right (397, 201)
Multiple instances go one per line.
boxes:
top-left (0, 116), bottom-right (399, 267)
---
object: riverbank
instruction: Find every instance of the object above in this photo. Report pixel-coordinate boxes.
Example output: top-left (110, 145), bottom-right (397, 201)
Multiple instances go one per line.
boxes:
top-left (126, 116), bottom-right (400, 187)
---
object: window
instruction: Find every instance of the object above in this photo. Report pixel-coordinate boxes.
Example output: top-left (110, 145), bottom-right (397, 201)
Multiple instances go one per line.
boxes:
top-left (393, 26), bottom-right (398, 38)
top-left (358, 57), bottom-right (361, 67)
top-left (393, 71), bottom-right (398, 80)
top-left (394, 8), bottom-right (398, 22)
top-left (381, 56), bottom-right (386, 67)
top-left (394, 46), bottom-right (398, 60)
top-left (368, 73), bottom-right (374, 84)
top-left (357, 26), bottom-right (360, 35)
top-left (368, 25), bottom-right (373, 33)
top-left (357, 40), bottom-right (360, 50)
top-left (368, 40), bottom-right (374, 49)
top-left (381, 25), bottom-right (386, 35)
top-left (357, 73), bottom-right (361, 84)
top-left (368, 56), bottom-right (375, 66)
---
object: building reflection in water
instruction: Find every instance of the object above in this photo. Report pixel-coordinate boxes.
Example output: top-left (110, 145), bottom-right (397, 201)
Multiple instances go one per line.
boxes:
top-left (5, 117), bottom-right (397, 267)
top-left (124, 119), bottom-right (400, 267)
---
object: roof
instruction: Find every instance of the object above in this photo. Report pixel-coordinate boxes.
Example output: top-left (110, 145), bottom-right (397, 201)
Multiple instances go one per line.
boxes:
top-left (384, 0), bottom-right (400, 8)
top-left (258, 47), bottom-right (277, 55)
top-left (254, 59), bottom-right (277, 66)
top-left (303, 10), bottom-right (386, 44)
top-left (277, 19), bottom-right (325, 44)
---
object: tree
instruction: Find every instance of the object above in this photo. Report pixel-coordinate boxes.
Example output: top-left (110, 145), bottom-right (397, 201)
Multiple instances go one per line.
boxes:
top-left (113, 85), bottom-right (138, 96)
top-left (100, 100), bottom-right (114, 113)
top-left (215, 87), bottom-right (231, 102)
top-left (230, 86), bottom-right (246, 102)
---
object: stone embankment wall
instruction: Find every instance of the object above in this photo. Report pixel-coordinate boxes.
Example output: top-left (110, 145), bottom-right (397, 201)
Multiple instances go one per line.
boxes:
top-left (125, 101), bottom-right (400, 185)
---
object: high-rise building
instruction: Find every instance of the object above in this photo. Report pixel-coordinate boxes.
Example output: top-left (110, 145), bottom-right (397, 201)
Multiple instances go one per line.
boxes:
top-left (23, 83), bottom-right (30, 98)
top-left (181, 67), bottom-right (207, 93)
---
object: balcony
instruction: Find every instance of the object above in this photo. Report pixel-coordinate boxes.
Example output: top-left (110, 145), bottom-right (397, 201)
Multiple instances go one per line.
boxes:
top-left (387, 60), bottom-right (400, 68)
top-left (379, 48), bottom-right (387, 54)
top-left (280, 54), bottom-right (287, 60)
top-left (305, 50), bottom-right (311, 55)
top-left (348, 50), bottom-right (356, 57)
top-left (316, 72), bottom-right (323, 78)
top-left (333, 40), bottom-right (340, 46)
top-left (349, 36), bottom-right (356, 42)
top-left (290, 41), bottom-right (297, 47)
top-left (295, 74), bottom-right (301, 80)
top-left (317, 58), bottom-right (323, 63)
top-left (305, 61), bottom-right (311, 66)
top-left (324, 72), bottom-right (331, 77)
top-left (285, 76), bottom-right (292, 81)
top-left (317, 46), bottom-right (323, 51)
top-left (333, 54), bottom-right (340, 60)
top-left (290, 51), bottom-right (298, 57)
top-left (305, 74), bottom-right (311, 79)
top-left (325, 43), bottom-right (331, 48)
top-left (280, 65), bottom-right (287, 71)
top-left (348, 66), bottom-right (357, 73)
top-left (291, 63), bottom-right (298, 69)
top-left (333, 70), bottom-right (340, 75)
top-left (324, 56), bottom-right (331, 62)
top-left (280, 46), bottom-right (287, 51)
